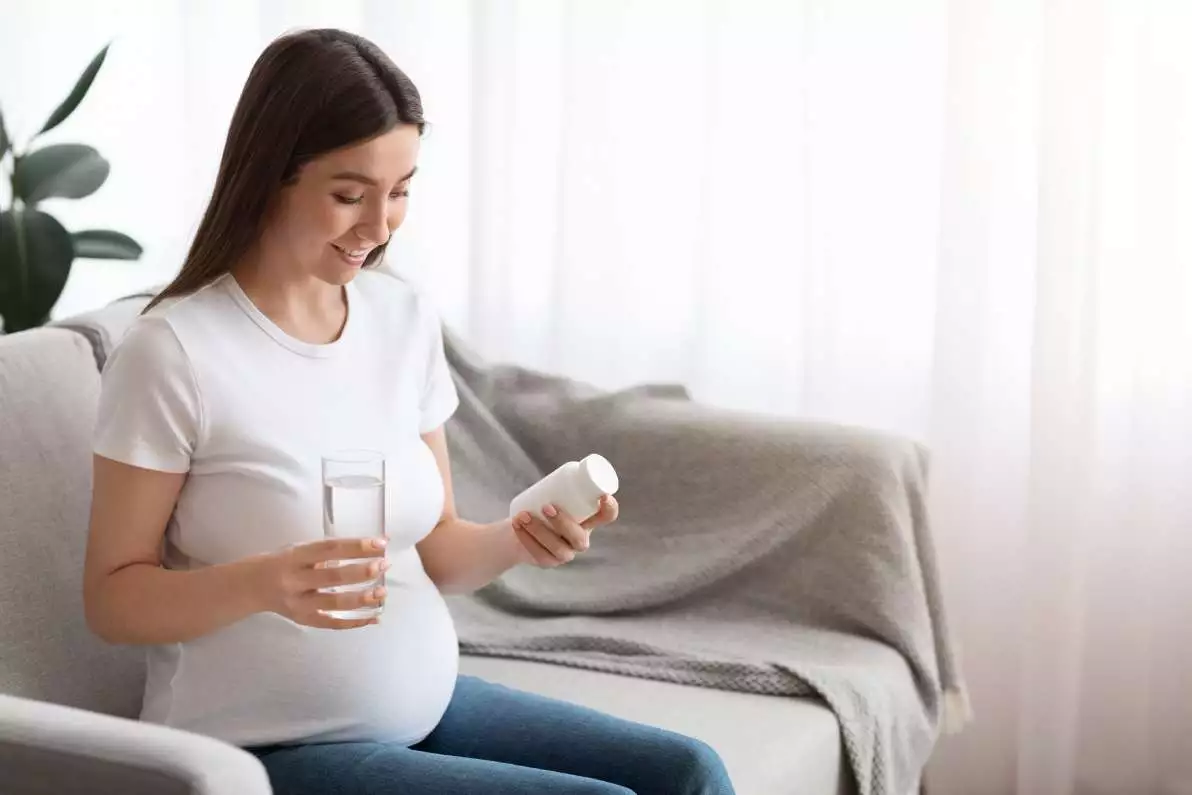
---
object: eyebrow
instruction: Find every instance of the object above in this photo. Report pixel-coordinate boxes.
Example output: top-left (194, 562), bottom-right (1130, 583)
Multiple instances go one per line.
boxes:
top-left (330, 167), bottom-right (418, 187)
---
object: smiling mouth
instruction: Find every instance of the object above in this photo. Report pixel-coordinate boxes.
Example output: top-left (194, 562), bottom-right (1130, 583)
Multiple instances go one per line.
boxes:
top-left (332, 243), bottom-right (371, 262)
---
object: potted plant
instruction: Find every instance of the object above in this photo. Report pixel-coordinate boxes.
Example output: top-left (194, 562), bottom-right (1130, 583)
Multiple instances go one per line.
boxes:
top-left (0, 43), bottom-right (142, 334)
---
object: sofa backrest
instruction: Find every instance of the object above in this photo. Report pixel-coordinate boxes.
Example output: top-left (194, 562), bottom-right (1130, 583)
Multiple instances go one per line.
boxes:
top-left (0, 327), bottom-right (144, 719)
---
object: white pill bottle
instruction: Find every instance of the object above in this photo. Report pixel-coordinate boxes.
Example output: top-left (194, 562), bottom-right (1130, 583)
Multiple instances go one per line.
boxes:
top-left (509, 453), bottom-right (620, 523)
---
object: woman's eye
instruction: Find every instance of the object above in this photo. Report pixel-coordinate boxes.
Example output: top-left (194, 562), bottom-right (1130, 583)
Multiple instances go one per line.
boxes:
top-left (334, 194), bottom-right (364, 205)
top-left (390, 189), bottom-right (410, 200)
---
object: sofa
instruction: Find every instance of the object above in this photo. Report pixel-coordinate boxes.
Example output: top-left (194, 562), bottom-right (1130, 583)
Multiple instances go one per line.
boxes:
top-left (0, 294), bottom-right (862, 795)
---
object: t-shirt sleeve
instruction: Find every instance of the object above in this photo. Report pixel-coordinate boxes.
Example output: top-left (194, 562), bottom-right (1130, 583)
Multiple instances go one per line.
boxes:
top-left (93, 315), bottom-right (203, 473)
top-left (418, 301), bottom-right (460, 434)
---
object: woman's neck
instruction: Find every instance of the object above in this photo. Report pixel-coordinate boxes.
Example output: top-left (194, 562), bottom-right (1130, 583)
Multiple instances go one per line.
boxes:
top-left (231, 251), bottom-right (348, 345)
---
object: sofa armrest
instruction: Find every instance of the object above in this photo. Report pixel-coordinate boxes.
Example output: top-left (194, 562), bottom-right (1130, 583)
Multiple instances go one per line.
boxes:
top-left (0, 694), bottom-right (271, 795)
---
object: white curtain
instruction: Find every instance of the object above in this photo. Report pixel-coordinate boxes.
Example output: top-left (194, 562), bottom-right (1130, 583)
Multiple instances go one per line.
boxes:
top-left (3, 1), bottom-right (1190, 793)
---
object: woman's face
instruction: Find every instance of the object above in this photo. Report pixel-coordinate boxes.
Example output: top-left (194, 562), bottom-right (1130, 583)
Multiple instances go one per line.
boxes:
top-left (262, 124), bottom-right (421, 285)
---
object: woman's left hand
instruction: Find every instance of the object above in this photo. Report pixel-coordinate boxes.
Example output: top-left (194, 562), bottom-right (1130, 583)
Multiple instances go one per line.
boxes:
top-left (512, 495), bottom-right (619, 568)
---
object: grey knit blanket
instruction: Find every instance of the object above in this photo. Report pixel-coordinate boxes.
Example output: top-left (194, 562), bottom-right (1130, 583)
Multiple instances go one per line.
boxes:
top-left (439, 330), bottom-right (968, 795)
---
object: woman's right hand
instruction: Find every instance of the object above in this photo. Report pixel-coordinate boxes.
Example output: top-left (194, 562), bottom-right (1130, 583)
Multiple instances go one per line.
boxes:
top-left (250, 537), bottom-right (390, 629)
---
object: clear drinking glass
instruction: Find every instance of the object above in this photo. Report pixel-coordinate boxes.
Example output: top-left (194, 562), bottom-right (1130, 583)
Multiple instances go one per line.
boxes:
top-left (321, 449), bottom-right (386, 620)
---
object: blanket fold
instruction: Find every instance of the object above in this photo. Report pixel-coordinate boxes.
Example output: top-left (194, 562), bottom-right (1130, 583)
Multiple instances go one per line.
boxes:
top-left (441, 332), bottom-right (967, 795)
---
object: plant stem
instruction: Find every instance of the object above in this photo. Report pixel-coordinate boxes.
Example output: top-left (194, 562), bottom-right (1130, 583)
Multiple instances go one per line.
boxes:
top-left (12, 206), bottom-right (28, 302)
top-left (4, 152), bottom-right (16, 213)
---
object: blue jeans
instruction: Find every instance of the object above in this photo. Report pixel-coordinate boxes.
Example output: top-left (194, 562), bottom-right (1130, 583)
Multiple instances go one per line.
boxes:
top-left (245, 675), bottom-right (735, 795)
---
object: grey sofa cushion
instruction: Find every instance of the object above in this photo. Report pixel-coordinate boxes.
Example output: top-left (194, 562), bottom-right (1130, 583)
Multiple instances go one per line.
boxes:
top-left (0, 328), bottom-right (144, 719)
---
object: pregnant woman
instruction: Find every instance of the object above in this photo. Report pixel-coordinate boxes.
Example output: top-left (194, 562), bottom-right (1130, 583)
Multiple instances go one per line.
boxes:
top-left (82, 27), bottom-right (734, 795)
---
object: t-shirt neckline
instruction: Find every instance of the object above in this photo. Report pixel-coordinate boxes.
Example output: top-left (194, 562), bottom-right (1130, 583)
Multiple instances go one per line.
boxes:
top-left (222, 272), bottom-right (357, 359)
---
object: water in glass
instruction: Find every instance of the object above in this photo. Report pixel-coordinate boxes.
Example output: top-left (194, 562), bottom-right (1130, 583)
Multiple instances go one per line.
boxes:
top-left (321, 451), bottom-right (386, 620)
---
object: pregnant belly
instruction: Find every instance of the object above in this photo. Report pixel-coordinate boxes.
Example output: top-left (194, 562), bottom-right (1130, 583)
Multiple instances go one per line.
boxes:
top-left (155, 561), bottom-right (460, 748)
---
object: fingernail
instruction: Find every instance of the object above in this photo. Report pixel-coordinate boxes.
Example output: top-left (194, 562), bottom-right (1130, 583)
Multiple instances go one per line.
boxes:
top-left (381, 559), bottom-right (391, 572)
top-left (372, 538), bottom-right (387, 549)
top-left (543, 504), bottom-right (558, 518)
top-left (374, 587), bottom-right (387, 599)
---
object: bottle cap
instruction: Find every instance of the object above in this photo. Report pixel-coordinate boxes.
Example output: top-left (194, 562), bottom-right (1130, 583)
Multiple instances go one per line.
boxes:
top-left (579, 454), bottom-right (619, 495)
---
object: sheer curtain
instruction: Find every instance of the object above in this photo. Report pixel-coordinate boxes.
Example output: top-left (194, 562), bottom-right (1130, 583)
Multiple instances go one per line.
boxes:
top-left (3, 1), bottom-right (1190, 793)
top-left (930, 2), bottom-right (1192, 794)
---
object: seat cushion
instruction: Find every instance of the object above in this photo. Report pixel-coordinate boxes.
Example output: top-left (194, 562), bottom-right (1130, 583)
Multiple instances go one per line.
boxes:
top-left (459, 655), bottom-right (849, 795)
top-left (0, 328), bottom-right (144, 719)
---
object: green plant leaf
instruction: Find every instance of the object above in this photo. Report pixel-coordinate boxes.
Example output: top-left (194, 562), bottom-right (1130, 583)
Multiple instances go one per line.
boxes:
top-left (0, 209), bottom-right (75, 333)
top-left (0, 106), bottom-right (10, 157)
top-left (73, 229), bottom-right (142, 260)
top-left (13, 144), bottom-right (110, 204)
top-left (38, 43), bottom-right (110, 136)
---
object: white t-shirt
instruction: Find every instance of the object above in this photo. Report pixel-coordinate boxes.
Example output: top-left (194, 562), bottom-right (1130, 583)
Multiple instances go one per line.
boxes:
top-left (93, 270), bottom-right (461, 748)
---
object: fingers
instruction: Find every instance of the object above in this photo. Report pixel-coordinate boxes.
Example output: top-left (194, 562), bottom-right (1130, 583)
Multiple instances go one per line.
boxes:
top-left (514, 523), bottom-right (563, 567)
top-left (310, 585), bottom-right (387, 614)
top-left (520, 515), bottom-right (575, 563)
top-left (511, 498), bottom-right (622, 569)
top-left (305, 559), bottom-right (388, 589)
top-left (298, 537), bottom-right (387, 566)
top-left (306, 612), bottom-right (381, 631)
top-left (513, 512), bottom-right (573, 563)
top-left (580, 495), bottom-right (619, 531)
top-left (540, 504), bottom-right (590, 550)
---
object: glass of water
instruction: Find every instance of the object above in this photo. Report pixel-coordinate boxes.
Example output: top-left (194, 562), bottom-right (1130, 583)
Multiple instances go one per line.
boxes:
top-left (321, 449), bottom-right (386, 620)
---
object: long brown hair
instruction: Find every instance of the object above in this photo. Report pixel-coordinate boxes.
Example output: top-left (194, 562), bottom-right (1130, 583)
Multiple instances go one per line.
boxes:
top-left (143, 29), bottom-right (425, 313)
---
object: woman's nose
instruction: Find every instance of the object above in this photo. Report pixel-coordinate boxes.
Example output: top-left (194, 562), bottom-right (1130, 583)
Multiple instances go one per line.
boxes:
top-left (355, 207), bottom-right (390, 246)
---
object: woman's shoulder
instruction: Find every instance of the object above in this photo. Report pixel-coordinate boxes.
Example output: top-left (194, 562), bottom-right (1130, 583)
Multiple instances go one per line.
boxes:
top-left (106, 312), bottom-right (190, 376)
top-left (109, 274), bottom-right (234, 373)
top-left (126, 274), bottom-right (242, 355)
top-left (125, 275), bottom-right (226, 339)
